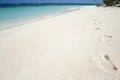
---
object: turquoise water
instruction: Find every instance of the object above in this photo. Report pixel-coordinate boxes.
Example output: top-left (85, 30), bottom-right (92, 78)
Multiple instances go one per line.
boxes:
top-left (0, 5), bottom-right (86, 30)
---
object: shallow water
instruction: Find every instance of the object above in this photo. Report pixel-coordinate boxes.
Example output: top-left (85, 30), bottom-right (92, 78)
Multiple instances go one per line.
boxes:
top-left (0, 5), bottom-right (92, 30)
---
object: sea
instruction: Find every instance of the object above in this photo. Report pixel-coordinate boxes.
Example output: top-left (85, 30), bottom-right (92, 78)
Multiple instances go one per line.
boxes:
top-left (0, 4), bottom-right (94, 31)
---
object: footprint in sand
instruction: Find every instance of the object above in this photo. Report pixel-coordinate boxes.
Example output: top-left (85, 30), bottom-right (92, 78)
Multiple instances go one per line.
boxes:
top-left (104, 35), bottom-right (112, 38)
top-left (93, 18), bottom-right (102, 31)
top-left (95, 27), bottom-right (101, 31)
top-left (92, 54), bottom-right (118, 73)
top-left (101, 35), bottom-right (112, 44)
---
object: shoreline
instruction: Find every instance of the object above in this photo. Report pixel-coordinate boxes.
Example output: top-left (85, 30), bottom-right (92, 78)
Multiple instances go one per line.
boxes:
top-left (0, 6), bottom-right (83, 31)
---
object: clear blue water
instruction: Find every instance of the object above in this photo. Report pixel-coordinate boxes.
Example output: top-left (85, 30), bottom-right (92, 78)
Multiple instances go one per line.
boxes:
top-left (0, 5), bottom-right (81, 22)
top-left (0, 5), bottom-right (90, 30)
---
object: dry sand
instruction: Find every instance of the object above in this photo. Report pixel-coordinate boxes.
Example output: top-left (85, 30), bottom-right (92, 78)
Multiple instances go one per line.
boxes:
top-left (0, 6), bottom-right (120, 80)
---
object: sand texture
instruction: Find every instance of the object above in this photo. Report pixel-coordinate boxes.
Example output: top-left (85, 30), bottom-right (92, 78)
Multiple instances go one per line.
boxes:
top-left (0, 6), bottom-right (120, 80)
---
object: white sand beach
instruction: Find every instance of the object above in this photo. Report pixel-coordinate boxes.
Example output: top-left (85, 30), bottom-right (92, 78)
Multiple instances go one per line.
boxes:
top-left (0, 6), bottom-right (120, 80)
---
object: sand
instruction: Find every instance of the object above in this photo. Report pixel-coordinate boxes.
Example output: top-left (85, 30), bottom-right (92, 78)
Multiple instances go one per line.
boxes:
top-left (0, 6), bottom-right (120, 80)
